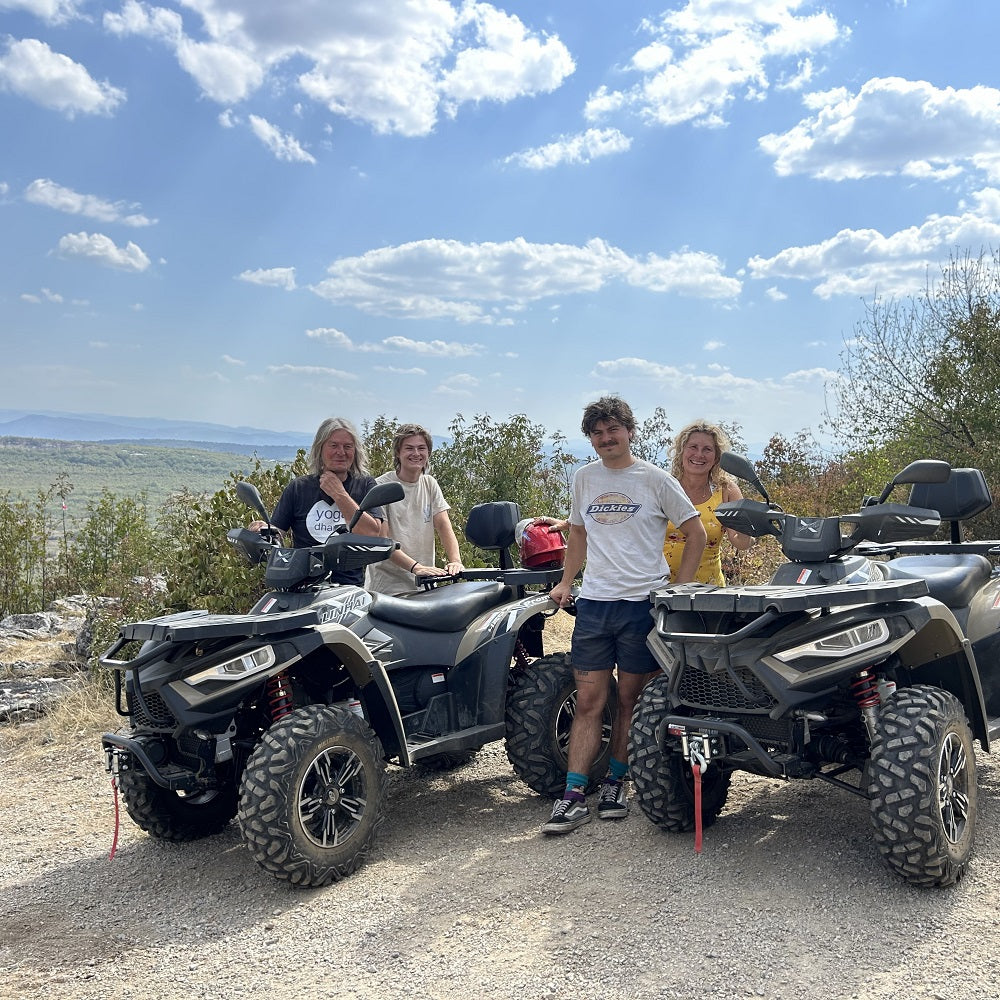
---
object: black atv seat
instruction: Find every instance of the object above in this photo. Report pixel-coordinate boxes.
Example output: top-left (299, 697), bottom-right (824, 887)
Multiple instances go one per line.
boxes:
top-left (884, 553), bottom-right (994, 608)
top-left (368, 581), bottom-right (513, 633)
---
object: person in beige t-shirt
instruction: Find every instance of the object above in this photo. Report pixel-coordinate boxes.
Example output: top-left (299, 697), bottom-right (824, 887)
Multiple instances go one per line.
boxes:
top-left (365, 424), bottom-right (463, 596)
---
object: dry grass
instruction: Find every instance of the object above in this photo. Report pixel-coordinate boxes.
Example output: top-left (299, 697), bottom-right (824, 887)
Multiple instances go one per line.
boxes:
top-left (1, 675), bottom-right (120, 760)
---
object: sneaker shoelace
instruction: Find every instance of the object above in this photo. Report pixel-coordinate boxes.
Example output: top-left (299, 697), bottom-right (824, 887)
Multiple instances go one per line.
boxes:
top-left (599, 781), bottom-right (622, 805)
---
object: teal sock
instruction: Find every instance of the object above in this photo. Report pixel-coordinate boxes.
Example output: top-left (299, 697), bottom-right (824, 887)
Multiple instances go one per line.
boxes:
top-left (564, 771), bottom-right (588, 798)
top-left (608, 757), bottom-right (628, 782)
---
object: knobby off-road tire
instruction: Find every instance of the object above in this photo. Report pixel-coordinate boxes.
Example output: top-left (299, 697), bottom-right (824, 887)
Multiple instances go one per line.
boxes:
top-left (237, 704), bottom-right (386, 888)
top-left (118, 765), bottom-right (239, 842)
top-left (868, 684), bottom-right (977, 887)
top-left (629, 673), bottom-right (731, 832)
top-left (504, 652), bottom-right (616, 797)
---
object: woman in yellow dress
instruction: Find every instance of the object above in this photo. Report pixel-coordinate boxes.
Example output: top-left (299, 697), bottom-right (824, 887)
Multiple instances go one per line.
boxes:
top-left (663, 419), bottom-right (753, 585)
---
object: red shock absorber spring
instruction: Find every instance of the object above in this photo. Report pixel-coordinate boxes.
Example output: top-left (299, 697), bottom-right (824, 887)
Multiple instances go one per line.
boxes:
top-left (267, 671), bottom-right (293, 721)
top-left (850, 669), bottom-right (880, 708)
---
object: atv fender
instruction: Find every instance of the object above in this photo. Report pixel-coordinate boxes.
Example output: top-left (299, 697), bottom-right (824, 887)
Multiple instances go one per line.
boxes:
top-left (453, 592), bottom-right (558, 664)
top-left (315, 621), bottom-right (409, 761)
top-left (896, 597), bottom-right (991, 751)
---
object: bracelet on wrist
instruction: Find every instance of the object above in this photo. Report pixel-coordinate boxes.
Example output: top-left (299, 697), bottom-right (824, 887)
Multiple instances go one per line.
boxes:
top-left (410, 559), bottom-right (419, 573)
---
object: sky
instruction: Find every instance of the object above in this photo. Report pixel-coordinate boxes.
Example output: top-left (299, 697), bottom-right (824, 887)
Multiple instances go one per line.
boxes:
top-left (3, 0), bottom-right (1000, 455)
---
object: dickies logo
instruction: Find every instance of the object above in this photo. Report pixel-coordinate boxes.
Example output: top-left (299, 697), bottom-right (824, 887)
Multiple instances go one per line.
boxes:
top-left (586, 492), bottom-right (641, 524)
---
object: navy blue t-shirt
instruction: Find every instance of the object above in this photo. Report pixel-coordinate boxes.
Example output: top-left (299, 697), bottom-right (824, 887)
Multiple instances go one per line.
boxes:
top-left (270, 473), bottom-right (384, 585)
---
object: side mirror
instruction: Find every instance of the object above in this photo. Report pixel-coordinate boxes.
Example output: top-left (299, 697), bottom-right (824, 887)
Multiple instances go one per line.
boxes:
top-left (348, 481), bottom-right (405, 531)
top-left (719, 452), bottom-right (770, 505)
top-left (235, 480), bottom-right (271, 521)
top-left (875, 459), bottom-right (951, 504)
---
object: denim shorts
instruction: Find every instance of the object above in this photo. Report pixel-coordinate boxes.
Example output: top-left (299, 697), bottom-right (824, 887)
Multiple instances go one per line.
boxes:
top-left (571, 597), bottom-right (658, 674)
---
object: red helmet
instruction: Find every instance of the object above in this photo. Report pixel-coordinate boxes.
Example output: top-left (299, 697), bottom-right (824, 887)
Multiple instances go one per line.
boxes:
top-left (516, 519), bottom-right (567, 569)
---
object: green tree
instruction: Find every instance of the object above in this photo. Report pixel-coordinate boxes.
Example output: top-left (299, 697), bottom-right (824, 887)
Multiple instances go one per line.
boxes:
top-left (164, 453), bottom-right (308, 613)
top-left (828, 248), bottom-right (1000, 534)
top-left (0, 487), bottom-right (54, 616)
top-left (432, 413), bottom-right (579, 565)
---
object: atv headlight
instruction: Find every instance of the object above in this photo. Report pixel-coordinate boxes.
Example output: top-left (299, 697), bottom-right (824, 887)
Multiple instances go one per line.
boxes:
top-left (774, 619), bottom-right (890, 663)
top-left (187, 645), bottom-right (276, 686)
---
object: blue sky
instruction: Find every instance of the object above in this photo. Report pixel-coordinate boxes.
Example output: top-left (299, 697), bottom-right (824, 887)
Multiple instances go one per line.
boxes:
top-left (3, 0), bottom-right (1000, 454)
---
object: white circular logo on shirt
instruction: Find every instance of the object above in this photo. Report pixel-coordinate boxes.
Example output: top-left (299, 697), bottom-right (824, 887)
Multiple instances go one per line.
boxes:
top-left (585, 492), bottom-right (642, 525)
top-left (306, 500), bottom-right (345, 541)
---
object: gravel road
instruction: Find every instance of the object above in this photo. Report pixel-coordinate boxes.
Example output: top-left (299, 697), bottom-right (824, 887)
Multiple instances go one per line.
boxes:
top-left (2, 708), bottom-right (1000, 1000)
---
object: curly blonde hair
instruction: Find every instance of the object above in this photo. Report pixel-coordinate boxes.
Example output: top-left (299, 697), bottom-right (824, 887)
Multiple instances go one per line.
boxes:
top-left (669, 419), bottom-right (734, 489)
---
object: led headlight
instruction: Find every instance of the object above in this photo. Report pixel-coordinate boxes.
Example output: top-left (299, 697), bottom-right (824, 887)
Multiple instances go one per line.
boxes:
top-left (187, 645), bottom-right (276, 686)
top-left (773, 619), bottom-right (889, 663)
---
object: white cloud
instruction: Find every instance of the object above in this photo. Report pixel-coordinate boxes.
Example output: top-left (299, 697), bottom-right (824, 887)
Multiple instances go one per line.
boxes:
top-left (585, 1), bottom-right (846, 129)
top-left (765, 286), bottom-right (788, 301)
top-left (306, 327), bottom-right (484, 358)
top-left (747, 187), bottom-right (1000, 298)
top-left (221, 354), bottom-right (246, 366)
top-left (434, 372), bottom-right (479, 396)
top-left (704, 340), bottom-right (724, 351)
top-left (0, 37), bottom-right (125, 116)
top-left (237, 266), bottom-right (297, 290)
top-left (504, 128), bottom-right (632, 170)
top-left (104, 0), bottom-right (574, 137)
top-left (0, 0), bottom-right (81, 24)
top-left (593, 356), bottom-right (838, 438)
top-left (248, 114), bottom-right (316, 163)
top-left (439, 2), bottom-right (574, 109)
top-left (25, 178), bottom-right (154, 226)
top-left (56, 231), bottom-right (151, 271)
top-left (760, 77), bottom-right (1000, 181)
top-left (373, 365), bottom-right (428, 375)
top-left (310, 237), bottom-right (740, 323)
top-left (267, 363), bottom-right (358, 380)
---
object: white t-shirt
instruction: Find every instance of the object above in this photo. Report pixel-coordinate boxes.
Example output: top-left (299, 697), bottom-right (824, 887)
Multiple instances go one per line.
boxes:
top-left (366, 470), bottom-right (451, 595)
top-left (570, 458), bottom-right (697, 601)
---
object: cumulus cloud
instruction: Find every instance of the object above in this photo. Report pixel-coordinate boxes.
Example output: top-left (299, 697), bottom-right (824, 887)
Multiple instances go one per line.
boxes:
top-left (310, 237), bottom-right (740, 323)
top-left (56, 231), bottom-right (151, 271)
top-left (267, 363), bottom-right (358, 380)
top-left (0, 37), bottom-right (125, 116)
top-left (504, 128), bottom-right (632, 170)
top-left (760, 77), bottom-right (1000, 181)
top-left (25, 178), bottom-right (154, 226)
top-left (593, 357), bottom-right (838, 436)
top-left (104, 0), bottom-right (574, 137)
top-left (248, 115), bottom-right (315, 163)
top-left (0, 0), bottom-right (81, 24)
top-left (434, 372), bottom-right (479, 396)
top-left (747, 187), bottom-right (1000, 298)
top-left (306, 327), bottom-right (484, 357)
top-left (237, 266), bottom-right (297, 290)
top-left (585, 0), bottom-right (846, 129)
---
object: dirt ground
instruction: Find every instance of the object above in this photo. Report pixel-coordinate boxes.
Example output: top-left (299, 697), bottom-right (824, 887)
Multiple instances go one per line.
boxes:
top-left (3, 610), bottom-right (1000, 999)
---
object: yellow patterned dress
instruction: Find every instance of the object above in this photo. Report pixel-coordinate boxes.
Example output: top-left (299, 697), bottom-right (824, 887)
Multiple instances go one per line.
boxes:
top-left (663, 487), bottom-right (726, 585)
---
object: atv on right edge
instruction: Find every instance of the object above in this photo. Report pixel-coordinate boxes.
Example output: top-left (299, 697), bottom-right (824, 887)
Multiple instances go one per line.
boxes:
top-left (631, 453), bottom-right (1000, 887)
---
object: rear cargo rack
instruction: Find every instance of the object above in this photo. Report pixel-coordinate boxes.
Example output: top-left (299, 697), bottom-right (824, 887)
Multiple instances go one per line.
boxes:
top-left (651, 578), bottom-right (928, 616)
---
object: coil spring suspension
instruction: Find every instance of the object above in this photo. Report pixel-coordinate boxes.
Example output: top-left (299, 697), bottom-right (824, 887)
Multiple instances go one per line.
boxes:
top-left (267, 671), bottom-right (293, 722)
top-left (850, 669), bottom-right (880, 742)
top-left (850, 670), bottom-right (880, 708)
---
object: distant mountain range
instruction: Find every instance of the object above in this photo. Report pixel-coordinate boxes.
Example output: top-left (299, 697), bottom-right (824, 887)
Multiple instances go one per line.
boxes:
top-left (0, 409), bottom-right (311, 457)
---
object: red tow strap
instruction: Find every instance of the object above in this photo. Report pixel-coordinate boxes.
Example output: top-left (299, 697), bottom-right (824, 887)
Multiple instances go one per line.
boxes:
top-left (109, 776), bottom-right (121, 860)
top-left (691, 760), bottom-right (703, 854)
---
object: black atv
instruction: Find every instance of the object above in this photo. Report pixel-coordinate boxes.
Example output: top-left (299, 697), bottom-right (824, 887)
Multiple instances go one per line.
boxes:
top-left (631, 454), bottom-right (1000, 887)
top-left (101, 481), bottom-right (605, 886)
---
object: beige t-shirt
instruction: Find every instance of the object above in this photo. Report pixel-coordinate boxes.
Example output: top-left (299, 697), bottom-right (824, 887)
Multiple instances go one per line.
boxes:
top-left (365, 470), bottom-right (451, 595)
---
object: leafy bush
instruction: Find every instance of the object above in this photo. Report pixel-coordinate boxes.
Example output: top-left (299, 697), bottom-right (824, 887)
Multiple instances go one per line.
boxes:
top-left (163, 454), bottom-right (308, 613)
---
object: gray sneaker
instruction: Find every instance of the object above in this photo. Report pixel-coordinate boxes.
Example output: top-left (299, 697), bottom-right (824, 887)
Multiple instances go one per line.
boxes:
top-left (541, 796), bottom-right (591, 834)
top-left (597, 779), bottom-right (628, 820)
